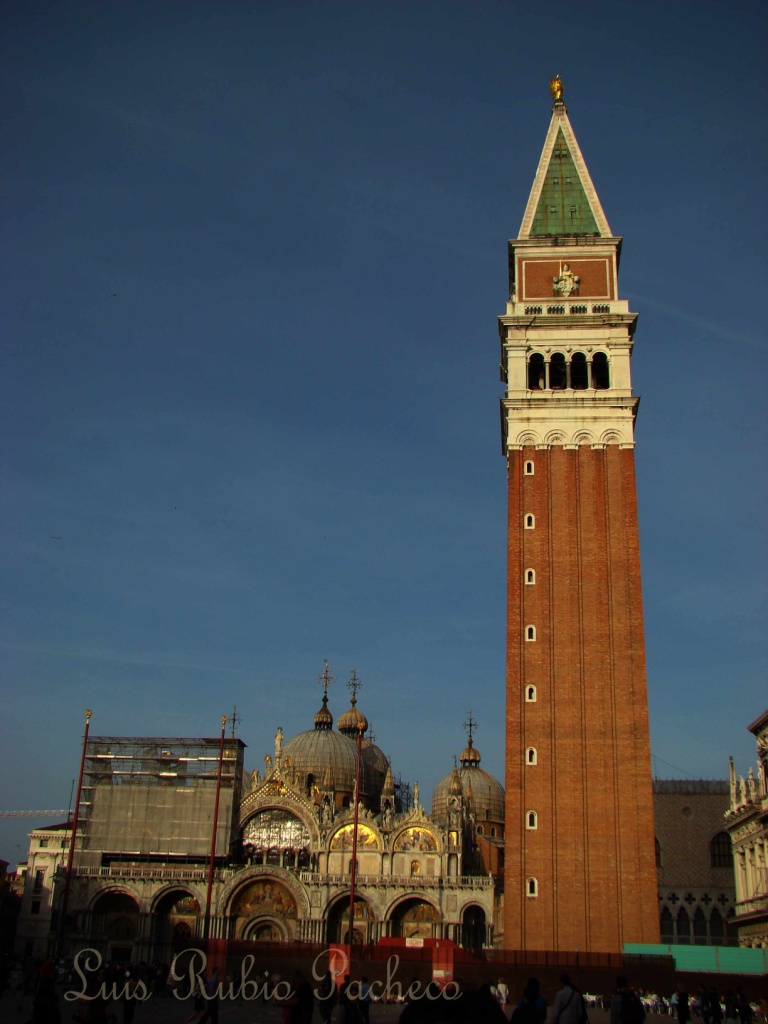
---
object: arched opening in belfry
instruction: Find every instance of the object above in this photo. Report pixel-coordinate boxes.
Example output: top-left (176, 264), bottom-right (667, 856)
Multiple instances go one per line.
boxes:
top-left (591, 352), bottom-right (609, 389)
top-left (570, 351), bottom-right (588, 389)
top-left (549, 352), bottom-right (567, 390)
top-left (528, 353), bottom-right (546, 390)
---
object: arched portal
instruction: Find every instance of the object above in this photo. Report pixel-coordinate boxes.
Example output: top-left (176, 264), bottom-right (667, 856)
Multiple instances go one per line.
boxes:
top-left (242, 917), bottom-right (288, 942)
top-left (230, 879), bottom-right (298, 941)
top-left (90, 891), bottom-right (140, 962)
top-left (151, 890), bottom-right (200, 962)
top-left (389, 897), bottom-right (440, 940)
top-left (460, 904), bottom-right (486, 950)
top-left (325, 896), bottom-right (373, 945)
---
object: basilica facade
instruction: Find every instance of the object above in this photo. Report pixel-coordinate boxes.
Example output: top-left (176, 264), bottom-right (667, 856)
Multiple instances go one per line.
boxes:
top-left (20, 669), bottom-right (504, 963)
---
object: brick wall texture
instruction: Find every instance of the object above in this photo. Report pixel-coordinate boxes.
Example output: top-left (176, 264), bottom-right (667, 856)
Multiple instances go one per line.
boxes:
top-left (504, 444), bottom-right (660, 951)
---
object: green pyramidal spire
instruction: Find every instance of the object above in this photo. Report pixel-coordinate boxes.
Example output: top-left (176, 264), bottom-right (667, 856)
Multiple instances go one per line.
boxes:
top-left (530, 128), bottom-right (599, 236)
top-left (518, 93), bottom-right (612, 240)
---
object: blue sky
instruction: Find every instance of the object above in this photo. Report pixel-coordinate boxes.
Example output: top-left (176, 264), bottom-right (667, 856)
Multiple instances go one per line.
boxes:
top-left (2, 0), bottom-right (766, 866)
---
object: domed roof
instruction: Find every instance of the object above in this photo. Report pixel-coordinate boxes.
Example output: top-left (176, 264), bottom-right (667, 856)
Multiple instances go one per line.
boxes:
top-left (282, 727), bottom-right (361, 794)
top-left (361, 737), bottom-right (389, 793)
top-left (279, 664), bottom-right (383, 798)
top-left (431, 717), bottom-right (504, 824)
top-left (432, 764), bottom-right (505, 824)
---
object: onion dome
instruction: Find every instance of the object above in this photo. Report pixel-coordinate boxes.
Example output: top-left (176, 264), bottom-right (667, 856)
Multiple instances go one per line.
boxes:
top-left (337, 694), bottom-right (368, 736)
top-left (459, 736), bottom-right (481, 767)
top-left (313, 691), bottom-right (333, 731)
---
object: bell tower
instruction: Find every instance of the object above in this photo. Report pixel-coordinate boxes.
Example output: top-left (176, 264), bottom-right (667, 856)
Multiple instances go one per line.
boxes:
top-left (499, 77), bottom-right (659, 951)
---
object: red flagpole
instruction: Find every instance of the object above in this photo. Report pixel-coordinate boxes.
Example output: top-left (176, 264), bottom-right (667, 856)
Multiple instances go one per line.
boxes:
top-left (204, 715), bottom-right (228, 940)
top-left (57, 708), bottom-right (92, 956)
top-left (346, 721), bottom-right (363, 976)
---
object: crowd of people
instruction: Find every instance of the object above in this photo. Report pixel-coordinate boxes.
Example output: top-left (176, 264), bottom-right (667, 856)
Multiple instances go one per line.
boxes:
top-left (1, 951), bottom-right (766, 1024)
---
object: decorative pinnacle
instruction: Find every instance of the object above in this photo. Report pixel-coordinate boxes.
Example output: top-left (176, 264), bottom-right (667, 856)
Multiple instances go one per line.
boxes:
top-left (347, 668), bottom-right (363, 705)
top-left (549, 73), bottom-right (564, 104)
top-left (463, 710), bottom-right (478, 746)
top-left (317, 659), bottom-right (336, 699)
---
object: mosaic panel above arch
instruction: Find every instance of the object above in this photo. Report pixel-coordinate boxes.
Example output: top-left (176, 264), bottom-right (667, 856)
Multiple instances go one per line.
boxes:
top-left (231, 880), bottom-right (297, 919)
top-left (394, 827), bottom-right (438, 852)
top-left (329, 823), bottom-right (379, 850)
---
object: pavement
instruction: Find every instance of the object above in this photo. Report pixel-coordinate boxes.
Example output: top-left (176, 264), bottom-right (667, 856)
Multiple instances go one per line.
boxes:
top-left (0, 990), bottom-right (626, 1024)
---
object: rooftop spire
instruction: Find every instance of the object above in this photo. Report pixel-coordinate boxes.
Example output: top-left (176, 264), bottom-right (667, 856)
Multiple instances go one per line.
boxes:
top-left (518, 79), bottom-right (612, 240)
top-left (314, 659), bottom-right (335, 731)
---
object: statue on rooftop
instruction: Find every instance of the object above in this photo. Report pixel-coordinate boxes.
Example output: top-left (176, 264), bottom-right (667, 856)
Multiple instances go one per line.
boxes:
top-left (549, 74), bottom-right (564, 103)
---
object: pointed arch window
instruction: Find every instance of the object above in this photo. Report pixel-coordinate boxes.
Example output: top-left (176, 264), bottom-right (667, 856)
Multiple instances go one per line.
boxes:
top-left (676, 907), bottom-right (691, 945)
top-left (526, 811), bottom-right (538, 830)
top-left (526, 747), bottom-right (537, 765)
top-left (525, 685), bottom-right (537, 702)
top-left (526, 877), bottom-right (538, 898)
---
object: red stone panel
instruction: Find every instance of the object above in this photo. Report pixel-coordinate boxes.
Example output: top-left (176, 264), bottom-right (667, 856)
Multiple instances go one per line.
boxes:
top-left (519, 257), bottom-right (614, 300)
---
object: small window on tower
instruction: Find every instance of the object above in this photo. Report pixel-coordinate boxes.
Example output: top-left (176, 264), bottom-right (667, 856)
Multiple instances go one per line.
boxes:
top-left (549, 205), bottom-right (557, 214)
top-left (524, 514), bottom-right (535, 529)
top-left (525, 569), bottom-right (535, 585)
top-left (526, 747), bottom-right (537, 765)
top-left (524, 461), bottom-right (534, 475)
top-left (526, 811), bottom-right (538, 830)
top-left (526, 877), bottom-right (539, 897)
top-left (525, 626), bottom-right (536, 642)
top-left (525, 686), bottom-right (537, 702)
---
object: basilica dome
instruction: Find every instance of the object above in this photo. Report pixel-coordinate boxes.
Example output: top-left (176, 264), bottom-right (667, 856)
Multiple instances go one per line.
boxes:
top-left (432, 734), bottom-right (505, 825)
top-left (279, 684), bottom-right (388, 805)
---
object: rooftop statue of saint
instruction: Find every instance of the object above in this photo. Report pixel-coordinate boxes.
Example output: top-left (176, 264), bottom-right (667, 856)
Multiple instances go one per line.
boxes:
top-left (549, 74), bottom-right (564, 103)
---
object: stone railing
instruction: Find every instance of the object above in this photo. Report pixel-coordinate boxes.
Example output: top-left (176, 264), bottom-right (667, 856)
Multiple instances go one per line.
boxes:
top-left (298, 872), bottom-right (492, 889)
top-left (66, 865), bottom-right (209, 882)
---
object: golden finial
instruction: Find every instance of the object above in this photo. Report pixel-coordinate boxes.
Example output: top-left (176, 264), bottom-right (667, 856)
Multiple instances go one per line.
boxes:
top-left (549, 74), bottom-right (564, 103)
